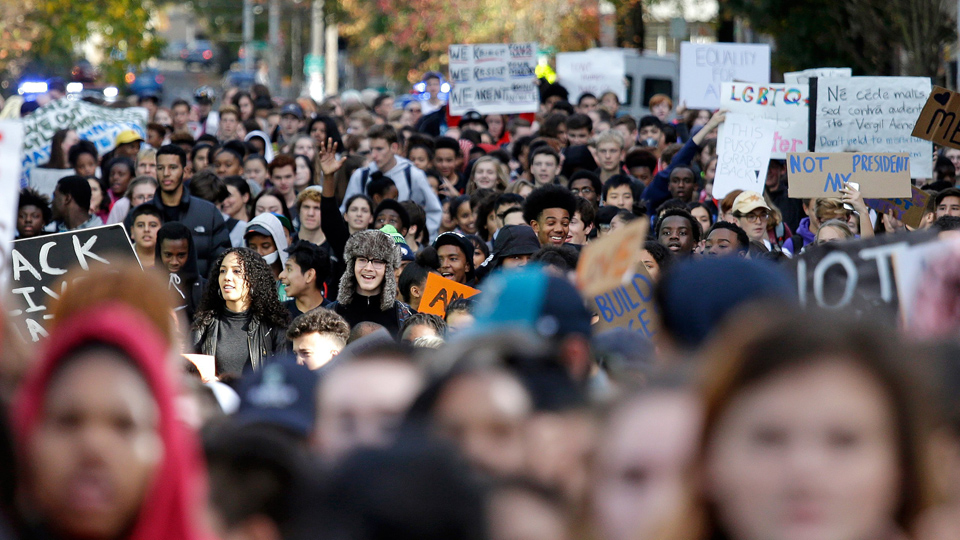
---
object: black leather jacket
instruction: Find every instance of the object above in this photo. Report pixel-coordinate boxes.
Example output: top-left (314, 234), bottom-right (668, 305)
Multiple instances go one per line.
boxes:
top-left (193, 316), bottom-right (288, 372)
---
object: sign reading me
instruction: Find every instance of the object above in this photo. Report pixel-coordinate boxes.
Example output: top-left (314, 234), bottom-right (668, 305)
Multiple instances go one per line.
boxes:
top-left (786, 152), bottom-right (911, 199)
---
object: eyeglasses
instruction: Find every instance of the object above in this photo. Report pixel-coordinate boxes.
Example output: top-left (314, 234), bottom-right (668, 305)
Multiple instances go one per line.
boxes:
top-left (570, 187), bottom-right (595, 195)
top-left (355, 257), bottom-right (386, 270)
top-left (738, 211), bottom-right (770, 223)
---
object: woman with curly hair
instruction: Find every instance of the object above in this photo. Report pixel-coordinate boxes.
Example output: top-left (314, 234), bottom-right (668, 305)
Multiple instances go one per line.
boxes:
top-left (192, 248), bottom-right (290, 378)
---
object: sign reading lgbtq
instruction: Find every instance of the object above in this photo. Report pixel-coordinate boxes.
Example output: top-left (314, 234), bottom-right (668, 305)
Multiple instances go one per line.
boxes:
top-left (786, 152), bottom-right (911, 198)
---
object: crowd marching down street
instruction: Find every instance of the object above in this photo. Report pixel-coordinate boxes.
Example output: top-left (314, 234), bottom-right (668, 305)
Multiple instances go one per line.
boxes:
top-left (2, 34), bottom-right (960, 540)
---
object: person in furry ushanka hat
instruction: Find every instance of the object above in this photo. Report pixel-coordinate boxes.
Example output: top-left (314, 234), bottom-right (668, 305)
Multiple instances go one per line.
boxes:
top-left (330, 229), bottom-right (413, 336)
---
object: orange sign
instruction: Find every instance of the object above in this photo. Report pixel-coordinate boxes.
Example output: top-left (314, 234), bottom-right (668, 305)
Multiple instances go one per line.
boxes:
top-left (418, 273), bottom-right (480, 317)
top-left (575, 218), bottom-right (649, 297)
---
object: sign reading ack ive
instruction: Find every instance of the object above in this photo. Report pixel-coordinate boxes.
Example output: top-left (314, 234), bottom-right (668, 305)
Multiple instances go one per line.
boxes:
top-left (7, 224), bottom-right (140, 342)
top-left (447, 42), bottom-right (539, 116)
top-left (814, 76), bottom-right (931, 178)
top-left (911, 86), bottom-right (960, 150)
top-left (786, 152), bottom-right (911, 199)
top-left (679, 42), bottom-right (771, 109)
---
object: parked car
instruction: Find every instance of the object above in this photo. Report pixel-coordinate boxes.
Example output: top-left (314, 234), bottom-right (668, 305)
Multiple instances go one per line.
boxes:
top-left (182, 40), bottom-right (217, 69)
top-left (126, 67), bottom-right (164, 99)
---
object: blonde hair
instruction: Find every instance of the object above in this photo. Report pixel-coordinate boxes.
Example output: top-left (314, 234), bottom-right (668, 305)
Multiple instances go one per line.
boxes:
top-left (466, 156), bottom-right (509, 194)
top-left (506, 179), bottom-right (535, 196)
top-left (592, 129), bottom-right (625, 150)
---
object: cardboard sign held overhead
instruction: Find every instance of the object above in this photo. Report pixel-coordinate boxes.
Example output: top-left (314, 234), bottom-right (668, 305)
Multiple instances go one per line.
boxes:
top-left (714, 112), bottom-right (775, 198)
top-left (575, 218), bottom-right (649, 298)
top-left (718, 82), bottom-right (810, 159)
top-left (864, 185), bottom-right (930, 229)
top-left (786, 152), bottom-right (912, 199)
top-left (911, 85), bottom-right (960, 150)
top-left (418, 273), bottom-right (480, 318)
top-left (591, 269), bottom-right (659, 339)
top-left (679, 42), bottom-right (771, 109)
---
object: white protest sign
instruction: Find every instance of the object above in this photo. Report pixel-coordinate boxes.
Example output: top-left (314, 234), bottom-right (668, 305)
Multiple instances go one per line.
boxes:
top-left (814, 77), bottom-right (931, 178)
top-left (719, 81), bottom-right (809, 159)
top-left (447, 42), bottom-right (539, 116)
top-left (21, 99), bottom-right (148, 187)
top-left (556, 50), bottom-right (626, 103)
top-left (783, 67), bottom-right (852, 85)
top-left (679, 42), bottom-right (771, 109)
top-left (30, 168), bottom-right (73, 199)
top-left (714, 113), bottom-right (775, 198)
top-left (0, 121), bottom-right (24, 290)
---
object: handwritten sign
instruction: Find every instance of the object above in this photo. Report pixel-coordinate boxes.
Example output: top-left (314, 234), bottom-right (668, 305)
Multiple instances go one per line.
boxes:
top-left (783, 67), bottom-right (852, 85)
top-left (714, 113), bottom-right (775, 198)
top-left (719, 82), bottom-right (809, 159)
top-left (864, 185), bottom-right (930, 229)
top-left (21, 99), bottom-right (147, 188)
top-left (447, 42), bottom-right (539, 116)
top-left (786, 152), bottom-right (911, 198)
top-left (814, 76), bottom-right (931, 178)
top-left (679, 42), bottom-right (771, 109)
top-left (556, 50), bottom-right (626, 103)
top-left (592, 269), bottom-right (659, 338)
top-left (791, 229), bottom-right (937, 324)
top-left (0, 121), bottom-right (24, 291)
top-left (575, 218), bottom-right (649, 297)
top-left (419, 272), bottom-right (480, 317)
top-left (911, 85), bottom-right (960, 150)
top-left (7, 224), bottom-right (141, 342)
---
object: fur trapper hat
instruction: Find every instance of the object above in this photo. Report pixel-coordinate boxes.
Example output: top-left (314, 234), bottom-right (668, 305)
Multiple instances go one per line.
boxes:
top-left (338, 230), bottom-right (401, 310)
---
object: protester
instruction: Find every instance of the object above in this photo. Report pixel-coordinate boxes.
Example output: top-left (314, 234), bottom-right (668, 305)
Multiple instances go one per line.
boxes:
top-left (287, 308), bottom-right (350, 370)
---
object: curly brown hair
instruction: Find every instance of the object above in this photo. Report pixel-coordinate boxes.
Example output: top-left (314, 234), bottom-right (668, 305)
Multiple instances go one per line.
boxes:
top-left (192, 248), bottom-right (290, 330)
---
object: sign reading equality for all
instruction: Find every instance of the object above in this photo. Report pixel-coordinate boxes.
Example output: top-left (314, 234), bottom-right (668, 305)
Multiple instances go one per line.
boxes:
top-left (555, 50), bottom-right (627, 104)
top-left (679, 42), bottom-right (771, 109)
top-left (7, 224), bottom-right (141, 342)
top-left (786, 152), bottom-right (911, 199)
top-left (718, 81), bottom-right (809, 159)
top-left (713, 113), bottom-right (775, 199)
top-left (418, 272), bottom-right (480, 318)
top-left (813, 76), bottom-right (932, 178)
top-left (911, 85), bottom-right (960, 150)
top-left (447, 42), bottom-right (539, 116)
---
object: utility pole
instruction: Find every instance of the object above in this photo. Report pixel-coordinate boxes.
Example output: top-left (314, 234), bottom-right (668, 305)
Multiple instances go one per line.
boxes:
top-left (268, 0), bottom-right (281, 94)
top-left (325, 22), bottom-right (338, 96)
top-left (242, 0), bottom-right (254, 73)
top-left (307, 0), bottom-right (325, 101)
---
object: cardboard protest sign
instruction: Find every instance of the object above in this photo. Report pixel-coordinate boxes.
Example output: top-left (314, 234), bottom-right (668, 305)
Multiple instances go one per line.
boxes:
top-left (783, 67), bottom-right (852, 85)
top-left (7, 224), bottom-right (141, 342)
top-left (556, 50), bottom-right (626, 103)
top-left (713, 113), bottom-right (775, 198)
top-left (679, 42), bottom-right (771, 109)
top-left (911, 85), bottom-right (960, 150)
top-left (447, 42), bottom-right (539, 116)
top-left (864, 185), bottom-right (930, 229)
top-left (591, 269), bottom-right (659, 339)
top-left (719, 82), bottom-right (809, 159)
top-left (786, 152), bottom-right (911, 198)
top-left (0, 121), bottom-right (25, 291)
top-left (418, 272), bottom-right (480, 317)
top-left (791, 229), bottom-right (937, 324)
top-left (575, 218), bottom-right (649, 298)
top-left (813, 76), bottom-right (931, 178)
top-left (21, 99), bottom-right (147, 187)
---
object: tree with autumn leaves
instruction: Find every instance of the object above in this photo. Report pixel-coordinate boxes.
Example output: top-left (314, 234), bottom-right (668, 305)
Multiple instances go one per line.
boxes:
top-left (339, 0), bottom-right (600, 84)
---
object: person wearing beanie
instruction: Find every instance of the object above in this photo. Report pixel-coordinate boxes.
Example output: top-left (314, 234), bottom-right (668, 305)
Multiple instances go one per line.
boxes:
top-left (432, 231), bottom-right (477, 286)
top-left (491, 225), bottom-right (541, 270)
top-left (329, 230), bottom-right (413, 337)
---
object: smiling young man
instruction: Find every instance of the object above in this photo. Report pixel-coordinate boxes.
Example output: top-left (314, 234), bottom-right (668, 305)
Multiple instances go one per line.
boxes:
top-left (432, 232), bottom-right (476, 285)
top-left (340, 124), bottom-right (442, 236)
top-left (656, 208), bottom-right (701, 256)
top-left (522, 184), bottom-right (578, 247)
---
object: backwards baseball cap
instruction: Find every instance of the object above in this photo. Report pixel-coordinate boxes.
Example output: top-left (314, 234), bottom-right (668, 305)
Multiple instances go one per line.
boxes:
top-left (234, 358), bottom-right (318, 439)
top-left (281, 102), bottom-right (304, 119)
top-left (115, 129), bottom-right (144, 146)
top-left (731, 190), bottom-right (771, 216)
top-left (470, 266), bottom-right (591, 340)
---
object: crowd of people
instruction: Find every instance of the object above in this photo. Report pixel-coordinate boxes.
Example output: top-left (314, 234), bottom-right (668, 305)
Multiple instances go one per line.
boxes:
top-left (4, 69), bottom-right (960, 540)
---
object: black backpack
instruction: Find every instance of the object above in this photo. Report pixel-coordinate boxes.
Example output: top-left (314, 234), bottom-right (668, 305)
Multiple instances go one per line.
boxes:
top-left (360, 165), bottom-right (413, 195)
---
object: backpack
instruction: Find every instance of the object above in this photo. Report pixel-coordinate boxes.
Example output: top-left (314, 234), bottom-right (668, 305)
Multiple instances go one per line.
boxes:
top-left (360, 165), bottom-right (413, 196)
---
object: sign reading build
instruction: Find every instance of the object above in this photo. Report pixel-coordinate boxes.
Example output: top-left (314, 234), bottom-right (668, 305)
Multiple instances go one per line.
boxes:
top-left (7, 224), bottom-right (140, 342)
top-left (786, 152), bottom-right (911, 198)
top-left (447, 43), bottom-right (539, 116)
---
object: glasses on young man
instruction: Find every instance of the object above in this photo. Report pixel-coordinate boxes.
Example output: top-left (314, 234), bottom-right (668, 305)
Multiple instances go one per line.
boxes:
top-left (737, 211), bottom-right (770, 223)
top-left (355, 257), bottom-right (386, 270)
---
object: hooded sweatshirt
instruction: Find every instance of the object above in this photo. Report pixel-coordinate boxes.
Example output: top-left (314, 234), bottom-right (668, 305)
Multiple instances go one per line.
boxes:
top-left (245, 212), bottom-right (290, 301)
top-left (331, 230), bottom-right (412, 336)
top-left (155, 222), bottom-right (207, 321)
top-left (244, 130), bottom-right (276, 163)
top-left (12, 303), bottom-right (211, 540)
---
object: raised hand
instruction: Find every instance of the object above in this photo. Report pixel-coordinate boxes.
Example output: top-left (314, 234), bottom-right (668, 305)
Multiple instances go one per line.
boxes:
top-left (317, 138), bottom-right (345, 177)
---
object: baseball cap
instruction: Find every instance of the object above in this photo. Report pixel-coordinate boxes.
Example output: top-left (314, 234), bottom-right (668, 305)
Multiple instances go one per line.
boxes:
top-left (281, 103), bottom-right (304, 119)
top-left (234, 358), bottom-right (319, 438)
top-left (493, 225), bottom-right (540, 260)
top-left (115, 129), bottom-right (144, 146)
top-left (731, 190), bottom-right (771, 216)
top-left (470, 266), bottom-right (591, 340)
top-left (460, 110), bottom-right (487, 129)
top-left (245, 223), bottom-right (271, 238)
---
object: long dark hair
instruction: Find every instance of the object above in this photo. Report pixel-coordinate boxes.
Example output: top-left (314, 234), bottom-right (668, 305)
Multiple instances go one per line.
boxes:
top-left (43, 128), bottom-right (73, 169)
top-left (192, 248), bottom-right (290, 331)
